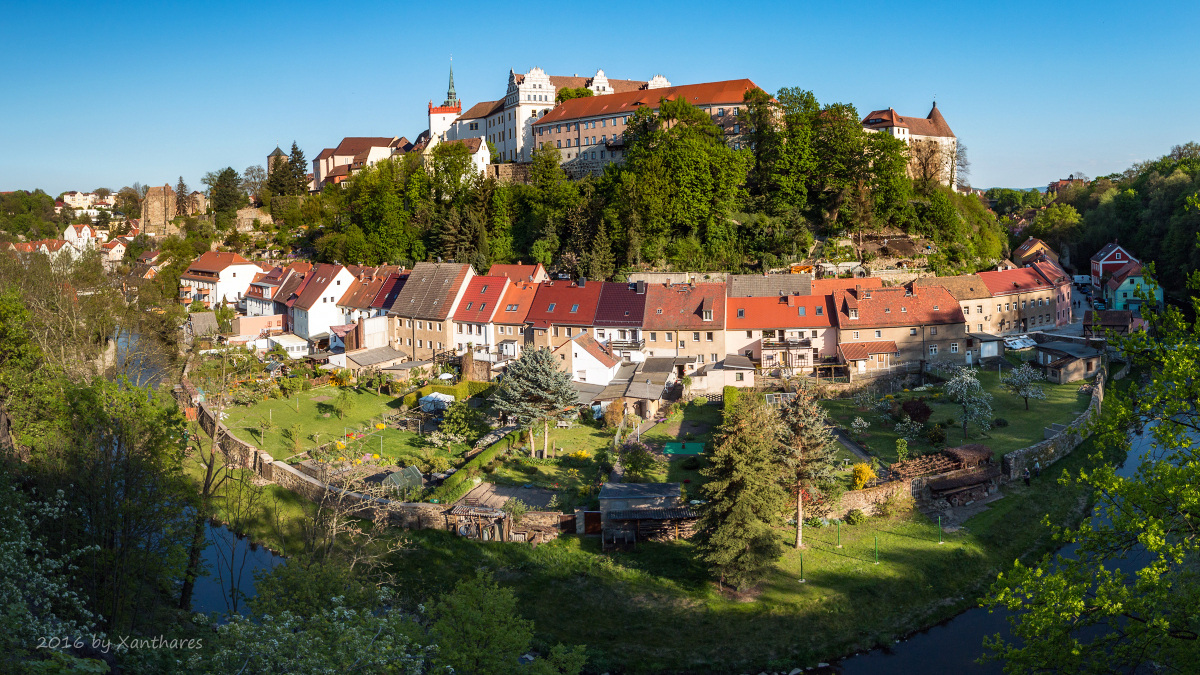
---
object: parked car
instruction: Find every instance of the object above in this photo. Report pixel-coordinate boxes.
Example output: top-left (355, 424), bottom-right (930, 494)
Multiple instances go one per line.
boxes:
top-left (1094, 300), bottom-right (1107, 311)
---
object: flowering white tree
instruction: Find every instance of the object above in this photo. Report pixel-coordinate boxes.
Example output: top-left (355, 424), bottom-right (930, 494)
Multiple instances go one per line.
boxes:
top-left (1001, 362), bottom-right (1048, 411)
top-left (850, 416), bottom-right (871, 440)
top-left (943, 367), bottom-right (994, 439)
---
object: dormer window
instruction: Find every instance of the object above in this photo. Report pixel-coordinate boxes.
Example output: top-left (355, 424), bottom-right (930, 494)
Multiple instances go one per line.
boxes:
top-left (863, 290), bottom-right (871, 298)
top-left (656, 308), bottom-right (663, 314)
top-left (815, 306), bottom-right (823, 316)
top-left (884, 308), bottom-right (891, 313)
top-left (901, 307), bottom-right (907, 312)
top-left (736, 308), bottom-right (745, 319)
top-left (703, 309), bottom-right (713, 321)
top-left (933, 305), bottom-right (939, 310)
top-left (849, 309), bottom-right (858, 319)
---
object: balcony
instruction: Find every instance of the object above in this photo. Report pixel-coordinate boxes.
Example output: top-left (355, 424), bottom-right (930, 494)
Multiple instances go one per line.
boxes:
top-left (762, 337), bottom-right (813, 350)
top-left (608, 338), bottom-right (645, 351)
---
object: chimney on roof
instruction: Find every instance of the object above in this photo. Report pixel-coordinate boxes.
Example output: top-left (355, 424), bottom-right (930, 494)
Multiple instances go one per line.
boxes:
top-left (636, 281), bottom-right (646, 294)
top-left (577, 277), bottom-right (586, 287)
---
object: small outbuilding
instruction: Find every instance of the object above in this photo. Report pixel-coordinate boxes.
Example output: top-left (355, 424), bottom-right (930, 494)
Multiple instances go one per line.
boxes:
top-left (1034, 340), bottom-right (1104, 383)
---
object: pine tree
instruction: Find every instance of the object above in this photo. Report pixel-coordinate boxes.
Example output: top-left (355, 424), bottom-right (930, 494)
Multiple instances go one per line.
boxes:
top-left (779, 388), bottom-right (841, 548)
top-left (266, 155), bottom-right (291, 199)
top-left (175, 176), bottom-right (190, 216)
top-left (585, 221), bottom-right (615, 280)
top-left (696, 395), bottom-right (787, 590)
top-left (490, 347), bottom-right (577, 457)
top-left (287, 141), bottom-right (308, 195)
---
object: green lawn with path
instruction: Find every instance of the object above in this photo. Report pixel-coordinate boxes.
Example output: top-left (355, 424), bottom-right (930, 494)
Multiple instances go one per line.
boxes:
top-left (220, 386), bottom-right (402, 459)
top-left (822, 369), bottom-right (1090, 464)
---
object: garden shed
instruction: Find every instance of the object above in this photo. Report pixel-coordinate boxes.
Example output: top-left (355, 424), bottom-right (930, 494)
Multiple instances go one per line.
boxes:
top-left (381, 466), bottom-right (424, 493)
top-left (944, 444), bottom-right (993, 468)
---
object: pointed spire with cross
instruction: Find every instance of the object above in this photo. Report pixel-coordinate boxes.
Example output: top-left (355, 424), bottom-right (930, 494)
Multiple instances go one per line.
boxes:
top-left (444, 55), bottom-right (459, 108)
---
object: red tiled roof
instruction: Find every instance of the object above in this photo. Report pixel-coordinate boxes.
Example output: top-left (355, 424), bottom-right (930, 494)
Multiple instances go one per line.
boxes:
top-left (186, 251), bottom-right (253, 273)
top-left (1106, 262), bottom-right (1143, 290)
top-left (911, 274), bottom-right (991, 301)
top-left (495, 281), bottom-right (538, 324)
top-left (861, 104), bottom-right (955, 138)
top-left (838, 341), bottom-right (900, 362)
top-left (316, 148), bottom-right (335, 160)
top-left (643, 282), bottom-right (727, 330)
top-left (832, 285), bottom-right (965, 328)
top-left (726, 294), bottom-right (834, 330)
top-left (337, 271), bottom-right (389, 310)
top-left (1030, 260), bottom-right (1070, 286)
top-left (458, 99), bottom-right (504, 120)
top-left (452, 276), bottom-right (507, 323)
top-left (293, 263), bottom-right (346, 311)
top-left (977, 268), bottom-right (1054, 297)
top-left (594, 281), bottom-right (648, 327)
top-left (534, 79), bottom-right (761, 127)
top-left (525, 280), bottom-right (604, 329)
top-left (370, 272), bottom-right (409, 311)
top-left (487, 263), bottom-right (546, 284)
top-left (333, 137), bottom-right (398, 156)
top-left (555, 332), bottom-right (620, 369)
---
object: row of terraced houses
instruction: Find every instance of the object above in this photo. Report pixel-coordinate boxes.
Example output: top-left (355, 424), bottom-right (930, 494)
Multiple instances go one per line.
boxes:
top-left (179, 252), bottom-right (1080, 412)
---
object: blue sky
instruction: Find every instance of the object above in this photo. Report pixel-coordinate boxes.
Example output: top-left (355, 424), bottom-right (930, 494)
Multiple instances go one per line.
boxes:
top-left (2, 1), bottom-right (1197, 195)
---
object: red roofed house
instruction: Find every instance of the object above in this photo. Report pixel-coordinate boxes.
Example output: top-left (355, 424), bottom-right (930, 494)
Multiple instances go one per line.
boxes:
top-left (179, 252), bottom-right (262, 307)
top-left (1103, 261), bottom-right (1161, 312)
top-left (976, 268), bottom-right (1058, 333)
top-left (725, 294), bottom-right (835, 377)
top-left (552, 332), bottom-right (622, 385)
top-left (411, 136), bottom-right (490, 175)
top-left (593, 281), bottom-right (649, 362)
top-left (493, 280), bottom-right (538, 359)
top-left (63, 223), bottom-right (98, 250)
top-left (861, 102), bottom-right (958, 188)
top-left (487, 262), bottom-right (549, 284)
top-left (99, 239), bottom-right (125, 271)
top-left (290, 264), bottom-right (356, 343)
top-left (1011, 236), bottom-right (1060, 267)
top-left (642, 281), bottom-right (727, 373)
top-left (1029, 260), bottom-right (1075, 327)
top-left (525, 278), bottom-right (604, 351)
top-left (531, 78), bottom-right (761, 177)
top-left (451, 276), bottom-right (508, 353)
top-left (311, 137), bottom-right (409, 191)
top-left (831, 285), bottom-right (968, 375)
top-left (1090, 241), bottom-right (1139, 296)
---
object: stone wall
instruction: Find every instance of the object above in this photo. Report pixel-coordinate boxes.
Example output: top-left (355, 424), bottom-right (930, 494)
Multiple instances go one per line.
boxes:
top-left (830, 477), bottom-right (915, 518)
top-left (485, 163), bottom-right (532, 184)
top-left (1002, 364), bottom-right (1108, 479)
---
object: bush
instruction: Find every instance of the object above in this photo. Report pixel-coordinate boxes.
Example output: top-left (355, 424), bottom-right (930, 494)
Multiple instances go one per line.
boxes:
top-left (482, 462), bottom-right (497, 474)
top-left (680, 456), bottom-right (701, 471)
top-left (804, 517), bottom-right (826, 529)
top-left (993, 417), bottom-right (1010, 427)
top-left (516, 463), bottom-right (539, 475)
top-left (945, 417), bottom-right (957, 427)
top-left (901, 397), bottom-right (934, 423)
top-left (722, 386), bottom-right (740, 418)
top-left (845, 509), bottom-right (867, 525)
top-left (925, 425), bottom-right (947, 445)
top-left (877, 491), bottom-right (915, 517)
top-left (603, 402), bottom-right (626, 429)
top-left (851, 462), bottom-right (877, 490)
top-left (895, 438), bottom-right (909, 464)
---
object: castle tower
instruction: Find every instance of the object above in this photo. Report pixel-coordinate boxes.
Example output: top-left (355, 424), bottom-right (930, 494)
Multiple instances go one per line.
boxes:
top-left (428, 62), bottom-right (462, 141)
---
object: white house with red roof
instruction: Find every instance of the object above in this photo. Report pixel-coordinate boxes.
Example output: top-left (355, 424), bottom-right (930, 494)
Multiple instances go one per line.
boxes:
top-left (63, 223), bottom-right (98, 250)
top-left (1090, 241), bottom-right (1138, 295)
top-left (311, 137), bottom-right (411, 190)
top-left (451, 275), bottom-right (507, 353)
top-left (290, 263), bottom-right (357, 342)
top-left (725, 294), bottom-right (837, 376)
top-left (552, 332), bottom-right (622, 385)
top-left (98, 239), bottom-right (125, 271)
top-left (861, 102), bottom-right (958, 188)
top-left (178, 252), bottom-right (263, 307)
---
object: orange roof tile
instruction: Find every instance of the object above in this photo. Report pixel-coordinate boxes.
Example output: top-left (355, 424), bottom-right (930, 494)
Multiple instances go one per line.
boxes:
top-left (534, 79), bottom-right (761, 127)
top-left (838, 341), bottom-right (900, 362)
top-left (726, 295), bottom-right (833, 330)
top-left (832, 285), bottom-right (965, 328)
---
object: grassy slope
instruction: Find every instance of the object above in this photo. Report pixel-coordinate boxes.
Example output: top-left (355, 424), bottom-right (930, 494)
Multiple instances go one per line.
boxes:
top-left (822, 369), bottom-right (1089, 464)
top-left (220, 386), bottom-right (402, 459)
top-left (383, 375), bottom-right (1134, 674)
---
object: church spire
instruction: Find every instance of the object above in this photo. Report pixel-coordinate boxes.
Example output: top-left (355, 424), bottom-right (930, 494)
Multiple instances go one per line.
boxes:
top-left (444, 58), bottom-right (459, 108)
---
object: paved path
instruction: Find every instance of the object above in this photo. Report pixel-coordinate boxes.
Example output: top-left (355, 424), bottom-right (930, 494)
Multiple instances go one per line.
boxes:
top-left (831, 427), bottom-right (872, 463)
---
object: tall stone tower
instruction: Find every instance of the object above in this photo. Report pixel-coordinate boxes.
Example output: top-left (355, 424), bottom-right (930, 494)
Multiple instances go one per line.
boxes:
top-left (428, 62), bottom-right (462, 141)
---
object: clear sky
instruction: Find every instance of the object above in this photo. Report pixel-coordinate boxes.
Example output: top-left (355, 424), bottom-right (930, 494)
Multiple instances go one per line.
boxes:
top-left (3, 1), bottom-right (1197, 195)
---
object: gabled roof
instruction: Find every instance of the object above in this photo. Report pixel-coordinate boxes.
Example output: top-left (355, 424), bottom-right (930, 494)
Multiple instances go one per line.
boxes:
top-left (452, 275), bottom-right (507, 324)
top-left (838, 341), bottom-right (900, 362)
top-left (1083, 309), bottom-right (1134, 327)
top-left (488, 262), bottom-right (547, 284)
top-left (598, 482), bottom-right (680, 500)
top-left (861, 103), bottom-right (955, 138)
top-left (1012, 237), bottom-right (1058, 264)
top-left (977, 268), bottom-right (1054, 296)
top-left (495, 281), bottom-right (538, 324)
top-left (593, 282), bottom-right (648, 327)
top-left (727, 273), bottom-right (812, 298)
top-left (293, 264), bottom-right (347, 311)
top-left (555, 332), bottom-right (620, 369)
top-left (912, 274), bottom-right (992, 301)
top-left (457, 99), bottom-right (504, 120)
top-left (315, 148), bottom-right (335, 160)
top-left (643, 282), bottom-right (726, 330)
top-left (525, 279), bottom-right (604, 329)
top-left (1106, 262), bottom-right (1144, 290)
top-left (726, 294), bottom-right (833, 330)
top-left (1091, 241), bottom-right (1136, 263)
top-left (810, 276), bottom-right (883, 296)
top-left (332, 137), bottom-right (398, 156)
top-left (370, 272), bottom-right (409, 311)
top-left (1036, 341), bottom-right (1102, 360)
top-left (534, 79), bottom-right (762, 126)
top-left (185, 251), bottom-right (254, 273)
top-left (389, 262), bottom-right (472, 320)
top-left (1029, 260), bottom-right (1071, 287)
top-left (337, 270), bottom-right (389, 310)
top-left (832, 285), bottom-right (965, 328)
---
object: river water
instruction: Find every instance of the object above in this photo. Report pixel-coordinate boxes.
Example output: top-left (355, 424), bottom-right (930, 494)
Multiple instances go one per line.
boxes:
top-left (836, 427), bottom-right (1158, 673)
top-left (190, 522), bottom-right (286, 616)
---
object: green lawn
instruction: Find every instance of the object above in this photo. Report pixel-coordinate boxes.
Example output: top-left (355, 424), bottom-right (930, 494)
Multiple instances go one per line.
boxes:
top-left (522, 421), bottom-right (616, 456)
top-left (314, 427), bottom-right (471, 472)
top-left (822, 369), bottom-right (1090, 464)
top-left (641, 400), bottom-right (722, 446)
top-left (220, 386), bottom-right (403, 459)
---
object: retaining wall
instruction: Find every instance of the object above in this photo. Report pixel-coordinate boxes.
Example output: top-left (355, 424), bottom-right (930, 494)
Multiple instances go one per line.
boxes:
top-left (830, 477), bottom-right (915, 518)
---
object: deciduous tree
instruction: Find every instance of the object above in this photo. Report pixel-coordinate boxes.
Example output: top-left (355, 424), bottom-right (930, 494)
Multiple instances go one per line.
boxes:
top-left (942, 366), bottom-right (993, 439)
top-left (1000, 362), bottom-right (1047, 410)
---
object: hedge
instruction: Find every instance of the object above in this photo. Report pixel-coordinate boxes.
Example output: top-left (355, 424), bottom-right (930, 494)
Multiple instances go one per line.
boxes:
top-left (401, 380), bottom-right (497, 409)
top-left (722, 386), bottom-right (741, 420)
top-left (429, 427), bottom-right (522, 503)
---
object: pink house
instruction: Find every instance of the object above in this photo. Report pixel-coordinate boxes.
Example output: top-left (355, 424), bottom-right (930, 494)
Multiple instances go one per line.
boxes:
top-left (1030, 260), bottom-right (1075, 327)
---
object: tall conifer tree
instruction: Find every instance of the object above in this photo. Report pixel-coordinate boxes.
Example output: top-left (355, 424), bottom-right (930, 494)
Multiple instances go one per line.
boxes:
top-left (288, 142), bottom-right (308, 195)
top-left (779, 388), bottom-right (841, 548)
top-left (490, 347), bottom-right (576, 456)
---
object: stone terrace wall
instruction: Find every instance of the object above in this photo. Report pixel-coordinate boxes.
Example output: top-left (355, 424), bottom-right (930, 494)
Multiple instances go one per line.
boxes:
top-left (831, 477), bottom-right (915, 518)
top-left (1002, 363), bottom-right (1119, 479)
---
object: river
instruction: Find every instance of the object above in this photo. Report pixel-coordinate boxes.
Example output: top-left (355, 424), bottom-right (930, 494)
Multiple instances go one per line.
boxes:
top-left (190, 522), bottom-right (286, 616)
top-left (836, 427), bottom-right (1159, 673)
